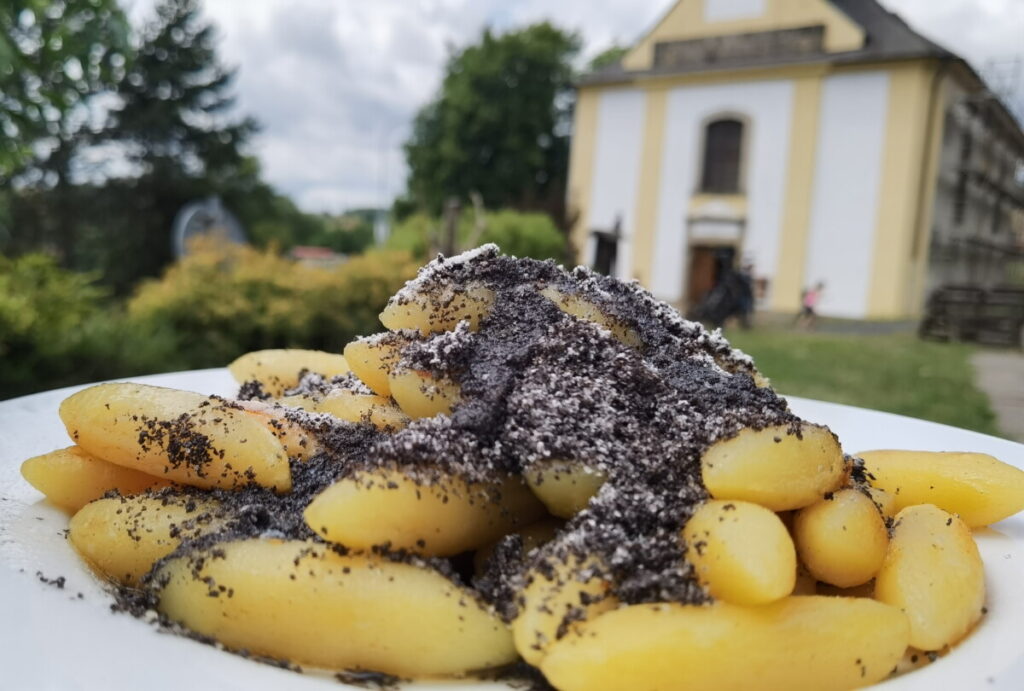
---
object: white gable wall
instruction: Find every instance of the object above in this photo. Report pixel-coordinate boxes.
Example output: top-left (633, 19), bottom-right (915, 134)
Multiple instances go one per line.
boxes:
top-left (588, 89), bottom-right (647, 282)
top-left (650, 79), bottom-right (795, 303)
top-left (803, 71), bottom-right (890, 318)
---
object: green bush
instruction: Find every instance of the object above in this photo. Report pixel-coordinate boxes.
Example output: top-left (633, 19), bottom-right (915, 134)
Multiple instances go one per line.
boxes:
top-left (0, 254), bottom-right (180, 398)
top-left (481, 209), bottom-right (566, 262)
top-left (1, 242), bottom-right (420, 399)
top-left (387, 208), bottom-right (566, 262)
top-left (128, 238), bottom-right (419, 367)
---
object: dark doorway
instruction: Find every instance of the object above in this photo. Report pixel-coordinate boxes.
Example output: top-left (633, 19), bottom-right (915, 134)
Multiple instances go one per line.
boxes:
top-left (592, 231), bottom-right (618, 276)
top-left (688, 245), bottom-right (736, 305)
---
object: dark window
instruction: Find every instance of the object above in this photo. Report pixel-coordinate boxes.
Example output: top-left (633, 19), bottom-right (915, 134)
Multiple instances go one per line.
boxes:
top-left (701, 119), bottom-right (743, 193)
top-left (953, 171), bottom-right (968, 226)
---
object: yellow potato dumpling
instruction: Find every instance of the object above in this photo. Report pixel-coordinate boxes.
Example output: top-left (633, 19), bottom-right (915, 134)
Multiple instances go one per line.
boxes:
top-left (233, 399), bottom-right (319, 460)
top-left (279, 390), bottom-right (409, 432)
top-left (541, 597), bottom-right (910, 691)
top-left (875, 504), bottom-right (985, 651)
top-left (156, 539), bottom-right (516, 677)
top-left (316, 390), bottom-right (409, 431)
top-left (60, 383), bottom-right (291, 491)
top-left (69, 493), bottom-right (222, 585)
top-left (524, 460), bottom-right (606, 518)
top-left (701, 423), bottom-right (845, 510)
top-left (227, 349), bottom-right (351, 397)
top-left (866, 485), bottom-right (898, 519)
top-left (473, 517), bottom-right (563, 575)
top-left (388, 367), bottom-right (461, 419)
top-left (539, 285), bottom-right (642, 348)
top-left (304, 466), bottom-right (547, 556)
top-left (343, 332), bottom-right (411, 397)
top-left (859, 449), bottom-right (1024, 527)
top-left (512, 554), bottom-right (618, 666)
top-left (793, 489), bottom-right (889, 588)
top-left (21, 446), bottom-right (171, 513)
top-left (380, 283), bottom-right (494, 335)
top-left (683, 499), bottom-right (796, 605)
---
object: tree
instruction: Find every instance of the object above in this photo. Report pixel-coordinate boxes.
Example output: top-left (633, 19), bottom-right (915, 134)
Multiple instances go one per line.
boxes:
top-left (0, 0), bottom-right (130, 185)
top-left (588, 45), bottom-right (628, 72)
top-left (105, 0), bottom-right (256, 184)
top-left (2, 0), bottom-right (265, 293)
top-left (403, 23), bottom-right (581, 222)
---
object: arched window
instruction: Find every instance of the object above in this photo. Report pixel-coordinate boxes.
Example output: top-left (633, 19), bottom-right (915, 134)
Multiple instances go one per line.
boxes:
top-left (700, 118), bottom-right (744, 193)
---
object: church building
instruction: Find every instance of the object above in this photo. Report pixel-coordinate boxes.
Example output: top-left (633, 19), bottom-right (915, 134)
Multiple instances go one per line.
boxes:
top-left (568, 0), bottom-right (1024, 318)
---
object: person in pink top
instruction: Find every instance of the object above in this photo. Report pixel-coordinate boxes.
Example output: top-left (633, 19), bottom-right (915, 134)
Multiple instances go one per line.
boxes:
top-left (796, 281), bottom-right (825, 329)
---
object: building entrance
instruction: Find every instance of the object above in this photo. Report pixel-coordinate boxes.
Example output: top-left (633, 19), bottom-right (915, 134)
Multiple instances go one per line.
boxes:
top-left (687, 245), bottom-right (736, 306)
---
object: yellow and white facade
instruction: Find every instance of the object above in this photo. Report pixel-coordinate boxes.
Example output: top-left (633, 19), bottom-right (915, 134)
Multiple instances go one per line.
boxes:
top-left (568, 0), bottom-right (1024, 319)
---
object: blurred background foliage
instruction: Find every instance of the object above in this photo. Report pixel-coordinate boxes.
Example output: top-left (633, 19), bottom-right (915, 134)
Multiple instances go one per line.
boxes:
top-left (387, 209), bottom-right (566, 262)
top-left (1, 0), bottom-right (578, 398)
top-left (0, 239), bottom-right (419, 398)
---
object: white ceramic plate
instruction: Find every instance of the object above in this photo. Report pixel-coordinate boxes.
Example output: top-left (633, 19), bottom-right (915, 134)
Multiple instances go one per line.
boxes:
top-left (2, 369), bottom-right (1023, 690)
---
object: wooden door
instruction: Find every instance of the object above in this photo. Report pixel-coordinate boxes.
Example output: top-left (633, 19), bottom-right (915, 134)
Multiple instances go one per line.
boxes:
top-left (688, 247), bottom-right (717, 305)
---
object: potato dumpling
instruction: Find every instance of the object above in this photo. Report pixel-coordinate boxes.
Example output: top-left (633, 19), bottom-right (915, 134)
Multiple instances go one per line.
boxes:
top-left (524, 460), bottom-right (606, 518)
top-left (683, 499), bottom-right (796, 605)
top-left (866, 485), bottom-right (897, 519)
top-left (69, 493), bottom-right (222, 585)
top-left (701, 423), bottom-right (844, 510)
top-left (156, 539), bottom-right (516, 677)
top-left (473, 517), bottom-right (563, 576)
top-left (61, 383), bottom-right (291, 491)
top-left (233, 399), bottom-right (319, 460)
top-left (380, 283), bottom-right (494, 335)
top-left (21, 446), bottom-right (170, 513)
top-left (875, 504), bottom-right (985, 651)
top-left (858, 449), bottom-right (1024, 527)
top-left (388, 367), bottom-right (461, 419)
top-left (539, 285), bottom-right (641, 348)
top-left (512, 554), bottom-right (618, 666)
top-left (279, 390), bottom-right (409, 431)
top-left (227, 349), bottom-right (350, 397)
top-left (316, 390), bottom-right (409, 431)
top-left (304, 467), bottom-right (547, 556)
top-left (343, 332), bottom-right (411, 397)
top-left (541, 597), bottom-right (910, 691)
top-left (793, 489), bottom-right (888, 588)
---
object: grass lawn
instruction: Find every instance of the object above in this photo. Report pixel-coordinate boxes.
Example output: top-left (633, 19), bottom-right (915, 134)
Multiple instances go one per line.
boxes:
top-left (726, 327), bottom-right (1000, 436)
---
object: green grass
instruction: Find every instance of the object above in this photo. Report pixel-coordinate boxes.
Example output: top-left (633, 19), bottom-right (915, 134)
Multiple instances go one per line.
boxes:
top-left (726, 328), bottom-right (1000, 436)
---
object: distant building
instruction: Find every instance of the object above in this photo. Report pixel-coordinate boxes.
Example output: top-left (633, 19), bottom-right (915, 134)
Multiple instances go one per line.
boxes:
top-left (568, 0), bottom-right (1024, 319)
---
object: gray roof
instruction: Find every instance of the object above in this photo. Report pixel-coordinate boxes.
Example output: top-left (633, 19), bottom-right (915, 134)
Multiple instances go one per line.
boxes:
top-left (580, 0), bottom-right (954, 85)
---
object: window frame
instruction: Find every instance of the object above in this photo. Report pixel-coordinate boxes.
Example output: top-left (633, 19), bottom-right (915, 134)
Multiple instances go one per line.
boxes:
top-left (696, 113), bottom-right (749, 195)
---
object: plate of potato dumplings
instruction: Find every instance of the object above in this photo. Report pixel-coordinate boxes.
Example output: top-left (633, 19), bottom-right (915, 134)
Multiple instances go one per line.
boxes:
top-left (2, 246), bottom-right (1024, 690)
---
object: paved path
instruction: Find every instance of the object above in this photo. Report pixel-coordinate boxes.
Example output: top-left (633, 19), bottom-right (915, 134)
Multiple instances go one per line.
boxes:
top-left (971, 350), bottom-right (1024, 443)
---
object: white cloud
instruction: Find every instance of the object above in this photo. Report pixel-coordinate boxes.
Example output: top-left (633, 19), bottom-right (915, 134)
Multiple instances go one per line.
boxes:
top-left (122, 0), bottom-right (1023, 213)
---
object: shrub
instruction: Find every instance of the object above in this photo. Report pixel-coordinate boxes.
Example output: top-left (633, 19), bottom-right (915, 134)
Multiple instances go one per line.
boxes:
top-left (0, 241), bottom-right (420, 399)
top-left (387, 208), bottom-right (566, 262)
top-left (127, 238), bottom-right (419, 367)
top-left (481, 209), bottom-right (566, 262)
top-left (0, 254), bottom-right (179, 398)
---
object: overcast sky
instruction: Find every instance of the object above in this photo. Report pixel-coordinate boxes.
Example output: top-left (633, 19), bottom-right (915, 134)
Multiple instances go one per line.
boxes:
top-left (125, 0), bottom-right (1024, 213)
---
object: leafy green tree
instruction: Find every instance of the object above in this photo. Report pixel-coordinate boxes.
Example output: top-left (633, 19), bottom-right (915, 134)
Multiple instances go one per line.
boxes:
top-left (387, 209), bottom-right (565, 262)
top-left (0, 0), bottom-right (131, 184)
top-left (105, 0), bottom-right (256, 183)
top-left (588, 45), bottom-right (628, 71)
top-left (404, 23), bottom-right (581, 221)
top-left (4, 0), bottom-right (265, 292)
